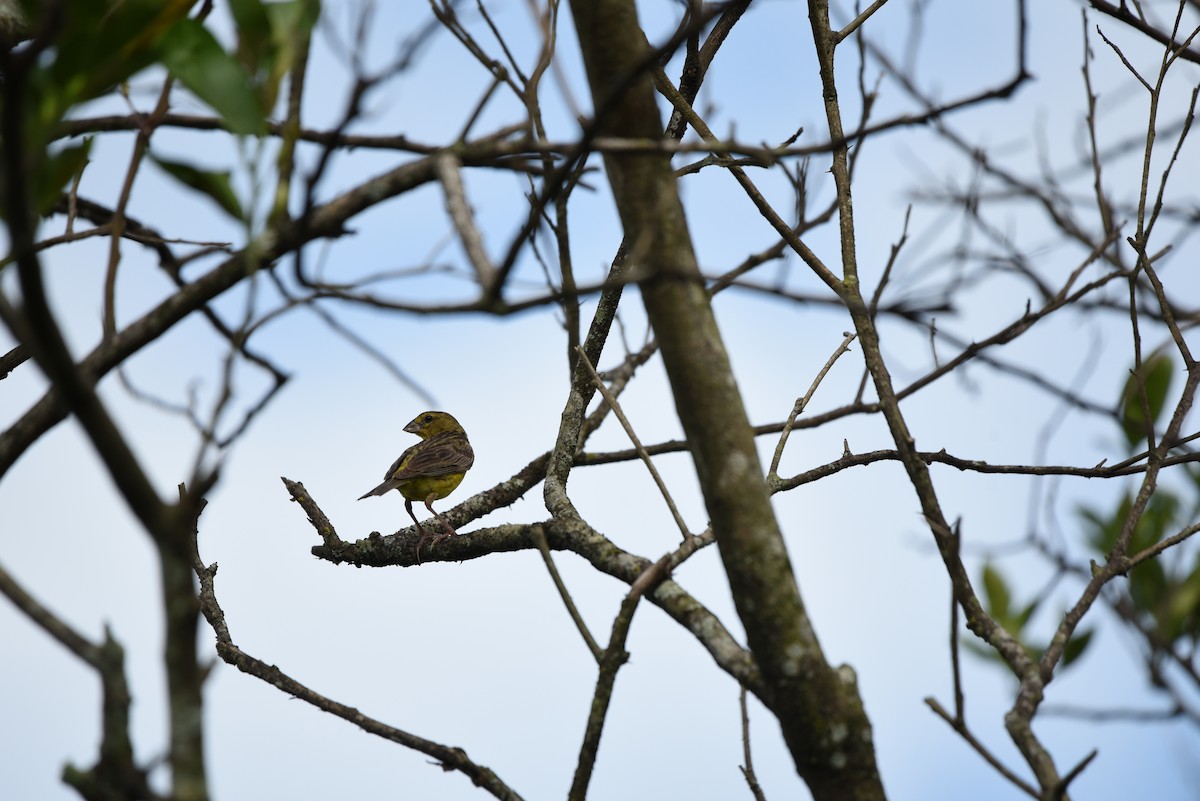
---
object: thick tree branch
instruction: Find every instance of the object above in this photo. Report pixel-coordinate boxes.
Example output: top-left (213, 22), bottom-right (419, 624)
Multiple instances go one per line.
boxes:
top-left (566, 2), bottom-right (884, 798)
top-left (286, 478), bottom-right (764, 696)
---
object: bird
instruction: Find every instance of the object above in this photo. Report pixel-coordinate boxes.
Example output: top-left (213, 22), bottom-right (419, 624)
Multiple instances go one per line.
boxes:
top-left (358, 411), bottom-right (474, 562)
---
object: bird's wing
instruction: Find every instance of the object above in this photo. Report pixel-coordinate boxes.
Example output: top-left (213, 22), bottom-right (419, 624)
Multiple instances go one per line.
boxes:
top-left (383, 442), bottom-right (420, 480)
top-left (391, 431), bottom-right (474, 479)
top-left (357, 442), bottom-right (422, 499)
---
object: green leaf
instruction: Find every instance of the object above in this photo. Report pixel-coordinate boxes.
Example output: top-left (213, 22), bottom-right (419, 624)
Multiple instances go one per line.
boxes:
top-left (1160, 559), bottom-right (1200, 641)
top-left (231, 0), bottom-right (273, 44)
top-left (150, 154), bottom-right (245, 220)
top-left (269, 0), bottom-right (323, 42)
top-left (262, 0), bottom-right (321, 111)
top-left (1078, 493), bottom-right (1131, 555)
top-left (33, 141), bottom-right (91, 216)
top-left (1062, 628), bottom-right (1094, 667)
top-left (1014, 597), bottom-right (1039, 631)
top-left (221, 0), bottom-right (321, 115)
top-left (230, 0), bottom-right (273, 73)
top-left (1181, 557), bottom-right (1200, 639)
top-left (962, 639), bottom-right (1009, 667)
top-left (982, 564), bottom-right (1012, 625)
top-left (1130, 558), bottom-right (1168, 619)
top-left (158, 19), bottom-right (266, 136)
top-left (25, 1), bottom-right (192, 140)
top-left (1138, 492), bottom-right (1179, 553)
top-left (1120, 353), bottom-right (1174, 448)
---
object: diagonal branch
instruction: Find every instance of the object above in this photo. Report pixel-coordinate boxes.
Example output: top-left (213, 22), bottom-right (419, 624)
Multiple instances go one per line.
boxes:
top-left (187, 519), bottom-right (526, 801)
top-left (1088, 0), bottom-right (1200, 64)
top-left (568, 554), bottom-right (671, 801)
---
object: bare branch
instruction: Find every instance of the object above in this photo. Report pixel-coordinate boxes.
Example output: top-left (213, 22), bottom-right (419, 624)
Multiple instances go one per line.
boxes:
top-left (576, 344), bottom-right (694, 541)
top-left (739, 687), bottom-right (769, 801)
top-left (834, 0), bottom-right (891, 43)
top-left (288, 477), bottom-right (765, 696)
top-left (569, 554), bottom-right (671, 801)
top-left (188, 517), bottom-right (527, 801)
top-left (767, 331), bottom-right (857, 482)
top-left (925, 698), bottom-right (1039, 798)
top-left (436, 151), bottom-right (498, 289)
top-left (530, 525), bottom-right (604, 661)
top-left (1088, 0), bottom-right (1200, 64)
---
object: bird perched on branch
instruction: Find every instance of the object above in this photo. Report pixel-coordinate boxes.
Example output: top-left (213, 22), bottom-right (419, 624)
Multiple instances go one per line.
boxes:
top-left (358, 411), bottom-right (474, 562)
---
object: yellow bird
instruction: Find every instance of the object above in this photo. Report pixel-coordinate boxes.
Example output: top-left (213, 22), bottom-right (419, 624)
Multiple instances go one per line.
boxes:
top-left (358, 411), bottom-right (474, 561)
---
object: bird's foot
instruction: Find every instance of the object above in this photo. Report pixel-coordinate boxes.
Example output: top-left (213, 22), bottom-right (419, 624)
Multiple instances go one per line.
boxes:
top-left (415, 528), bottom-right (457, 564)
top-left (416, 529), bottom-right (458, 563)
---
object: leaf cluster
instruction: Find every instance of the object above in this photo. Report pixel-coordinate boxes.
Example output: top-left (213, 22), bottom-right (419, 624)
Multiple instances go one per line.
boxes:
top-left (4, 0), bottom-right (317, 223)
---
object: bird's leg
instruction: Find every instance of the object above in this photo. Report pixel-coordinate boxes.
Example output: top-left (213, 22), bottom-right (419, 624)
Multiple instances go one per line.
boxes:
top-left (406, 499), bottom-right (433, 563)
top-left (429, 504), bottom-right (458, 538)
top-left (420, 495), bottom-right (458, 559)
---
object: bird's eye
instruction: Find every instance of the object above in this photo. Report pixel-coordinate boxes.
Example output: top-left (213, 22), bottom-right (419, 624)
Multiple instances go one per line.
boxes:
top-left (424, 415), bottom-right (433, 423)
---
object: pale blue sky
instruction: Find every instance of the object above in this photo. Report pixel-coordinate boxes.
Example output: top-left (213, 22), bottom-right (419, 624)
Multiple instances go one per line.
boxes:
top-left (3, 2), bottom-right (1199, 800)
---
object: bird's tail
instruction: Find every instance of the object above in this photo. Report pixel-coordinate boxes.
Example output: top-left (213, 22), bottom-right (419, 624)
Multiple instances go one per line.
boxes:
top-left (357, 481), bottom-right (392, 500)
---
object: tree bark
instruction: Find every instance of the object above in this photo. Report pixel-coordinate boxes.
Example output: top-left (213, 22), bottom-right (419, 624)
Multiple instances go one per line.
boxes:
top-left (567, 3), bottom-right (886, 799)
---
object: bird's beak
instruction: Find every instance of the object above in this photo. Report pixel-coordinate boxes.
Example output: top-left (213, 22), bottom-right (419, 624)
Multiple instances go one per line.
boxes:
top-left (403, 420), bottom-right (420, 435)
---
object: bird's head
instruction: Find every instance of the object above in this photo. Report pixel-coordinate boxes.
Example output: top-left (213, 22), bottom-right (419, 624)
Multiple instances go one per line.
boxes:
top-left (403, 410), bottom-right (464, 439)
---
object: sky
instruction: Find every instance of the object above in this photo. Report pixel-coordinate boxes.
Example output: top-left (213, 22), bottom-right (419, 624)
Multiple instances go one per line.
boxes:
top-left (3, 1), bottom-right (1200, 800)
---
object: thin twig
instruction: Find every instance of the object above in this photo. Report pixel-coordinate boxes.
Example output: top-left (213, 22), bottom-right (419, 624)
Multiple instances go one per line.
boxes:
top-left (102, 69), bottom-right (179, 341)
top-left (949, 519), bottom-right (965, 719)
top-left (834, 0), bottom-right (891, 43)
top-left (436, 151), bottom-right (497, 289)
top-left (1088, 0), bottom-right (1200, 65)
top-left (530, 525), bottom-right (603, 661)
top-left (767, 332), bottom-right (857, 481)
top-left (1054, 750), bottom-right (1099, 799)
top-left (1039, 702), bottom-right (1183, 721)
top-left (0, 563), bottom-right (148, 798)
top-left (575, 345), bottom-right (693, 541)
top-left (189, 491), bottom-right (527, 801)
top-left (924, 698), bottom-right (1039, 798)
top-left (867, 205), bottom-right (911, 320)
top-left (650, 66), bottom-right (844, 297)
top-left (0, 559), bottom-right (97, 663)
top-left (568, 554), bottom-right (672, 801)
top-left (738, 686), bottom-right (768, 801)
